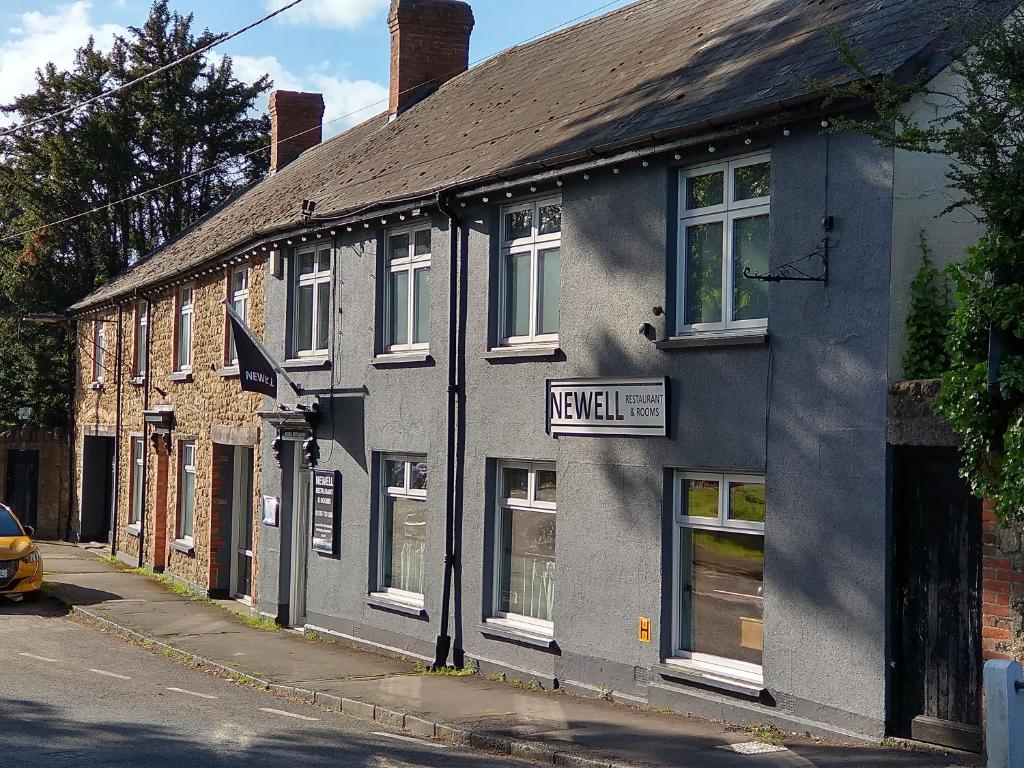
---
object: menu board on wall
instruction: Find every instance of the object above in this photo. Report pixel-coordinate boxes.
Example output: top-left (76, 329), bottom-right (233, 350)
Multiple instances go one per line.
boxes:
top-left (311, 470), bottom-right (340, 556)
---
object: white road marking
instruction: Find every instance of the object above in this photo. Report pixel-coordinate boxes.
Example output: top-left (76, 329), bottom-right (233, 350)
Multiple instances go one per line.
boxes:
top-left (166, 687), bottom-right (218, 699)
top-left (372, 732), bottom-right (449, 749)
top-left (88, 668), bottom-right (132, 680)
top-left (19, 652), bottom-right (59, 663)
top-left (258, 707), bottom-right (320, 721)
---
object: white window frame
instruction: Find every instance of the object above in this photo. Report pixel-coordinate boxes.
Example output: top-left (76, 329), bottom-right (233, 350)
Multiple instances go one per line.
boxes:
top-left (291, 245), bottom-right (332, 358)
top-left (93, 320), bottom-right (106, 383)
top-left (489, 460), bottom-right (557, 636)
top-left (374, 455), bottom-right (428, 606)
top-left (670, 470), bottom-right (765, 685)
top-left (177, 441), bottom-right (197, 542)
top-left (134, 301), bottom-right (148, 378)
top-left (130, 437), bottom-right (144, 526)
top-left (677, 153), bottom-right (771, 333)
top-left (384, 226), bottom-right (431, 353)
top-left (176, 285), bottom-right (193, 372)
top-left (498, 196), bottom-right (561, 346)
top-left (227, 265), bottom-right (249, 366)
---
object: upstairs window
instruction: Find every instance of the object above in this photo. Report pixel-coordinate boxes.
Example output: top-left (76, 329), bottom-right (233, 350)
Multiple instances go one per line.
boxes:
top-left (227, 265), bottom-right (249, 366)
top-left (292, 246), bottom-right (331, 357)
top-left (384, 227), bottom-right (431, 352)
top-left (93, 319), bottom-right (106, 383)
top-left (134, 301), bottom-right (148, 378)
top-left (499, 197), bottom-right (561, 346)
top-left (678, 155), bottom-right (770, 333)
top-left (176, 286), bottom-right (193, 372)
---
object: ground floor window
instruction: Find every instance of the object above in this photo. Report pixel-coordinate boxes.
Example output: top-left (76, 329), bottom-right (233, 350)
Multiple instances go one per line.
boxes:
top-left (376, 456), bottom-right (427, 604)
top-left (491, 461), bottom-right (556, 635)
top-left (672, 471), bottom-right (765, 682)
top-left (177, 441), bottom-right (196, 541)
top-left (130, 437), bottom-right (144, 526)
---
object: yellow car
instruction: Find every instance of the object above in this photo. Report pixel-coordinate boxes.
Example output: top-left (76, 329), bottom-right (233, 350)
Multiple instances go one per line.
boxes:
top-left (0, 502), bottom-right (43, 601)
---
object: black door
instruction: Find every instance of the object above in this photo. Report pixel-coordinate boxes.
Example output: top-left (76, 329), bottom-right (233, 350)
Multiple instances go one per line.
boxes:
top-left (5, 450), bottom-right (39, 530)
top-left (892, 447), bottom-right (981, 752)
top-left (80, 436), bottom-right (115, 542)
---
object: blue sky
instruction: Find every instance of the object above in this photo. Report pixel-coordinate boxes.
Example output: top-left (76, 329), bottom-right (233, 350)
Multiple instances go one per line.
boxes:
top-left (0, 1), bottom-right (633, 134)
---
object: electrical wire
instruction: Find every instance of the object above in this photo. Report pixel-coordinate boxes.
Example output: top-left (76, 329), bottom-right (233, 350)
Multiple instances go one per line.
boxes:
top-left (0, 0), bottom-right (305, 139)
top-left (0, 0), bottom-right (641, 248)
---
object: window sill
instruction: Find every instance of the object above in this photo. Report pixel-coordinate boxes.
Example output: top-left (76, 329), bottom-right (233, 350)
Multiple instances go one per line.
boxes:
top-left (170, 539), bottom-right (195, 555)
top-left (282, 357), bottom-right (331, 371)
top-left (371, 352), bottom-right (434, 368)
top-left (217, 366), bottom-right (240, 379)
top-left (366, 593), bottom-right (427, 619)
top-left (655, 659), bottom-right (764, 700)
top-left (479, 619), bottom-right (558, 651)
top-left (125, 524), bottom-right (141, 538)
top-left (483, 344), bottom-right (563, 363)
top-left (88, 381), bottom-right (104, 391)
top-left (169, 371), bottom-right (193, 383)
top-left (656, 329), bottom-right (767, 350)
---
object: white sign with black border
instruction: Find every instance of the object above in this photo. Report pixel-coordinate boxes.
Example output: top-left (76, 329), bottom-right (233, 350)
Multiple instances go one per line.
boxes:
top-left (546, 376), bottom-right (669, 437)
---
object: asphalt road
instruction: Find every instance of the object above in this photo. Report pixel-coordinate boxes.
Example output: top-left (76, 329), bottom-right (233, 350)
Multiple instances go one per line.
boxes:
top-left (0, 598), bottom-right (531, 768)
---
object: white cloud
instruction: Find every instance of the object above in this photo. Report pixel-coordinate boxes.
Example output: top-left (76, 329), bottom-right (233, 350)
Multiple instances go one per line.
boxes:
top-left (0, 2), bottom-right (124, 114)
top-left (265, 0), bottom-right (390, 30)
top-left (231, 54), bottom-right (388, 136)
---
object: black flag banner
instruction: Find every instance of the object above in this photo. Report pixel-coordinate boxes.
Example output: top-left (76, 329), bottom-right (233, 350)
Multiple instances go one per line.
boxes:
top-left (226, 307), bottom-right (278, 398)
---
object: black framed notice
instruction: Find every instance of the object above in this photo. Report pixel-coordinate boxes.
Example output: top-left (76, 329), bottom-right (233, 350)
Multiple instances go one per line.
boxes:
top-left (312, 470), bottom-right (340, 556)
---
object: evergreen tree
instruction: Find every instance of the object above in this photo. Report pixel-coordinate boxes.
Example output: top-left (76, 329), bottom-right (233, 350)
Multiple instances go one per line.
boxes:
top-left (0, 1), bottom-right (271, 427)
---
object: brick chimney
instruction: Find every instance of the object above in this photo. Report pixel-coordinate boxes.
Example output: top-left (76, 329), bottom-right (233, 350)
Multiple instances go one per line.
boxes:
top-left (388, 0), bottom-right (474, 118)
top-left (269, 90), bottom-right (325, 173)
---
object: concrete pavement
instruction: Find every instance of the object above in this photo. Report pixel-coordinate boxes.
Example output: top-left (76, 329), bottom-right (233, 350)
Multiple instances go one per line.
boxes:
top-left (34, 542), bottom-right (977, 768)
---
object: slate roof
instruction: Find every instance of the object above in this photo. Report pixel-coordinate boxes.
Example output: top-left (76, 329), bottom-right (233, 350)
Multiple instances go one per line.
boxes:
top-left (71, 0), bottom-right (992, 311)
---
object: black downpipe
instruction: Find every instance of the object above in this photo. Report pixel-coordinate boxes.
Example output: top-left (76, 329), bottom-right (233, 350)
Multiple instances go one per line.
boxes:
top-left (434, 192), bottom-right (463, 669)
top-left (66, 318), bottom-right (80, 543)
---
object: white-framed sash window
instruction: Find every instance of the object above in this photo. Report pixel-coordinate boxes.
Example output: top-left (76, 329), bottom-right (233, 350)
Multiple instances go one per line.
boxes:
top-left (375, 456), bottom-right (428, 605)
top-left (227, 265), bottom-right (249, 365)
top-left (93, 319), bottom-right (106, 383)
top-left (176, 286), bottom-right (193, 372)
top-left (134, 301), bottom-right (148, 377)
top-left (178, 441), bottom-right (197, 541)
top-left (490, 461), bottom-right (556, 636)
top-left (677, 154), bottom-right (770, 333)
top-left (671, 470), bottom-right (765, 685)
top-left (130, 437), bottom-right (144, 526)
top-left (384, 227), bottom-right (431, 352)
top-left (292, 246), bottom-right (331, 357)
top-left (498, 197), bottom-right (561, 346)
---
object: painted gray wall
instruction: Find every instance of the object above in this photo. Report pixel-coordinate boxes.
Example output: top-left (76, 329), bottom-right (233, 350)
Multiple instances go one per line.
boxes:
top-left (256, 118), bottom-right (896, 734)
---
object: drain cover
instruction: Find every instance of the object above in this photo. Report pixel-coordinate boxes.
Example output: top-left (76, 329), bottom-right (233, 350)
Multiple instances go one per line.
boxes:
top-left (717, 741), bottom-right (788, 755)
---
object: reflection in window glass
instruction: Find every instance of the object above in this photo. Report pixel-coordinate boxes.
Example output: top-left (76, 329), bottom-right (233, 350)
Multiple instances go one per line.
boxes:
top-left (388, 271), bottom-right (409, 346)
top-left (295, 284), bottom-right (314, 352)
top-left (537, 248), bottom-right (560, 336)
top-left (504, 252), bottom-right (531, 337)
top-left (728, 482), bottom-right (765, 522)
top-left (316, 282), bottom-right (331, 350)
top-left (684, 478), bottom-right (719, 518)
top-left (382, 496), bottom-right (426, 594)
top-left (414, 230), bottom-right (431, 257)
top-left (686, 170), bottom-right (724, 210)
top-left (535, 470), bottom-right (557, 503)
top-left (499, 507), bottom-right (556, 621)
top-left (410, 462), bottom-right (428, 491)
top-left (385, 460), bottom-right (405, 489)
top-left (732, 215), bottom-right (769, 322)
top-left (684, 222), bottom-right (724, 326)
top-left (503, 467), bottom-right (528, 500)
top-left (389, 233), bottom-right (409, 263)
top-left (539, 204), bottom-right (561, 236)
top-left (681, 529), bottom-right (764, 665)
top-left (505, 209), bottom-right (532, 241)
top-left (298, 251), bottom-right (316, 275)
top-left (734, 161), bottom-right (771, 201)
top-left (413, 268), bottom-right (430, 345)
top-left (317, 249), bottom-right (331, 272)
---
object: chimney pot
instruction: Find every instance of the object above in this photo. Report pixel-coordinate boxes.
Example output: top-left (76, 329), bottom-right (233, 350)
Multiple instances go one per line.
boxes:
top-left (388, 0), bottom-right (474, 117)
top-left (269, 90), bottom-right (325, 173)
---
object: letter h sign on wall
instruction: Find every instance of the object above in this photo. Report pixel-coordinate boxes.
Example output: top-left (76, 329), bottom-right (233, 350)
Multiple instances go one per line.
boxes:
top-left (546, 377), bottom-right (669, 437)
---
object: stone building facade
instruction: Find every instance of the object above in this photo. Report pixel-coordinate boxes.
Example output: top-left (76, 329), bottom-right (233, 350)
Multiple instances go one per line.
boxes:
top-left (73, 261), bottom-right (266, 599)
top-left (0, 424), bottom-right (69, 539)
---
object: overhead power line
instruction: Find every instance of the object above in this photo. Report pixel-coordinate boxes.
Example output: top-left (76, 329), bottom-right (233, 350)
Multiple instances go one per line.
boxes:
top-left (0, 0), bottom-right (637, 247)
top-left (0, 0), bottom-right (305, 139)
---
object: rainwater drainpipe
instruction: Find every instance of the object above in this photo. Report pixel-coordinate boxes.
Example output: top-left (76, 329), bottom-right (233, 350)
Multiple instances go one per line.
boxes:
top-left (138, 295), bottom-right (152, 570)
top-left (112, 307), bottom-right (124, 558)
top-left (434, 190), bottom-right (464, 669)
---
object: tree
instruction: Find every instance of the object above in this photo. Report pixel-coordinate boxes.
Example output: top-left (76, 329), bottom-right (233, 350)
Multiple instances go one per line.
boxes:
top-left (0, 1), bottom-right (271, 427)
top-left (826, 7), bottom-right (1024, 523)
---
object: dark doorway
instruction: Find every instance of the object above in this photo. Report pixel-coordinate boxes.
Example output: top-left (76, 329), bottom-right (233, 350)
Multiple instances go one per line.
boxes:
top-left (5, 450), bottom-right (39, 530)
top-left (81, 436), bottom-right (115, 543)
top-left (892, 446), bottom-right (982, 752)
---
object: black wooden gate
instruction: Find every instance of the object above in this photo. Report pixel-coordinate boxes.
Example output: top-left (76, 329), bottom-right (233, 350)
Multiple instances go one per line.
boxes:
top-left (5, 449), bottom-right (40, 530)
top-left (892, 446), bottom-right (981, 751)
